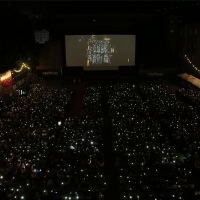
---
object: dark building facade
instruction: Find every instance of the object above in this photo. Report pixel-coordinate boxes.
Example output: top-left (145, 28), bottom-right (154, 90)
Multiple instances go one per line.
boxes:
top-left (180, 23), bottom-right (200, 77)
top-left (47, 13), bottom-right (169, 68)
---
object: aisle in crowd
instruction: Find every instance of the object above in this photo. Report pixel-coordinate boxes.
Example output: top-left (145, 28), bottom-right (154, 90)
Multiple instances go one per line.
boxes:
top-left (101, 85), bottom-right (121, 200)
top-left (69, 82), bottom-right (87, 118)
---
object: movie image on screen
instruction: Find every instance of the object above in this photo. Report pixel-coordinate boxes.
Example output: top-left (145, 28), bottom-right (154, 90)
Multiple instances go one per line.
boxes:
top-left (65, 35), bottom-right (136, 70)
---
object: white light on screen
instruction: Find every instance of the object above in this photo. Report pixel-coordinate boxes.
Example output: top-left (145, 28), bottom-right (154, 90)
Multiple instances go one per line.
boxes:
top-left (87, 36), bottom-right (113, 65)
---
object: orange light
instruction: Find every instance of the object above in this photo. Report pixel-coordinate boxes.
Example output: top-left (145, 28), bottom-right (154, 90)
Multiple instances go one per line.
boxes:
top-left (0, 70), bottom-right (11, 81)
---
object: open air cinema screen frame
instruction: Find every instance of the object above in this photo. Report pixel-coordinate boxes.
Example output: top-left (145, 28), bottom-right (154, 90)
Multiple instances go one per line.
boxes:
top-left (65, 35), bottom-right (136, 70)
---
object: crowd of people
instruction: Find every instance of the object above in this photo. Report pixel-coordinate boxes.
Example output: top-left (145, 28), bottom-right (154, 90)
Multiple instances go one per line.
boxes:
top-left (106, 83), bottom-right (200, 200)
top-left (1, 80), bottom-right (200, 200)
top-left (0, 84), bottom-right (106, 200)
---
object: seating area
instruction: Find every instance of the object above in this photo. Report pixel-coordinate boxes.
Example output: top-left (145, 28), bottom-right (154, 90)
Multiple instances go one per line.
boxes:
top-left (0, 80), bottom-right (200, 199)
top-left (0, 83), bottom-right (107, 200)
top-left (106, 82), bottom-right (200, 200)
top-left (0, 84), bottom-right (74, 199)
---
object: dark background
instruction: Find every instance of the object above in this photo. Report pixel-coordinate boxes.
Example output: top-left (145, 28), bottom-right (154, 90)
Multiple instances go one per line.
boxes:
top-left (0, 1), bottom-right (200, 73)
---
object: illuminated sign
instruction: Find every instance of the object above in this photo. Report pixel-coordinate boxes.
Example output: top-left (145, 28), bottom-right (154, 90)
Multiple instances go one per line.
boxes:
top-left (42, 72), bottom-right (59, 76)
top-left (147, 73), bottom-right (163, 77)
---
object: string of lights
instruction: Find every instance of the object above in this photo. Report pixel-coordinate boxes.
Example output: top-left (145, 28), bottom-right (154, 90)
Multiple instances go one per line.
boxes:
top-left (13, 63), bottom-right (30, 73)
top-left (184, 54), bottom-right (200, 73)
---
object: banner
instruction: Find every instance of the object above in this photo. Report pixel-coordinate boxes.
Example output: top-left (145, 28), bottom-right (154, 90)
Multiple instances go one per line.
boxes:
top-left (178, 73), bottom-right (200, 89)
top-left (0, 70), bottom-right (13, 97)
top-left (139, 68), bottom-right (184, 77)
top-left (42, 71), bottom-right (59, 76)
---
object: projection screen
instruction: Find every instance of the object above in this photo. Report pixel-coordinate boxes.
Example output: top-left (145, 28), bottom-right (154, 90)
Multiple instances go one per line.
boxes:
top-left (65, 35), bottom-right (136, 70)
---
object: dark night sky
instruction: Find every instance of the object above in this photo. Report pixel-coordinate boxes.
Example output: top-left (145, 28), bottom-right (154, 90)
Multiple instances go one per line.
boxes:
top-left (7, 1), bottom-right (200, 16)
